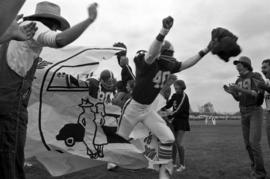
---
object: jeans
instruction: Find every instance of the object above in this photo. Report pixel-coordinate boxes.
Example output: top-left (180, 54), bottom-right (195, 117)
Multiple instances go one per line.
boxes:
top-left (0, 111), bottom-right (27, 179)
top-left (240, 106), bottom-right (266, 178)
top-left (265, 111), bottom-right (270, 149)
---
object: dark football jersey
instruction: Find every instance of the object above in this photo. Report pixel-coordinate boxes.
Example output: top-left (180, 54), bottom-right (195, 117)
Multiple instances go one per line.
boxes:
top-left (121, 65), bottom-right (135, 89)
top-left (235, 72), bottom-right (264, 107)
top-left (88, 78), bottom-right (115, 103)
top-left (132, 51), bottom-right (182, 104)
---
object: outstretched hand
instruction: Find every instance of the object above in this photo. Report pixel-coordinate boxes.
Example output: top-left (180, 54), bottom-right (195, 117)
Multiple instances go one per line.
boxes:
top-left (228, 83), bottom-right (240, 91)
top-left (223, 84), bottom-right (232, 94)
top-left (88, 2), bottom-right (98, 22)
top-left (10, 15), bottom-right (37, 41)
top-left (162, 16), bottom-right (174, 29)
top-left (16, 22), bottom-right (37, 41)
top-left (223, 84), bottom-right (238, 94)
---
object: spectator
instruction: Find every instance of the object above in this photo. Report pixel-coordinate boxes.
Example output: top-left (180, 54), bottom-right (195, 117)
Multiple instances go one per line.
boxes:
top-left (257, 59), bottom-right (270, 149)
top-left (0, 1), bottom-right (98, 178)
top-left (224, 56), bottom-right (266, 179)
top-left (162, 79), bottom-right (190, 172)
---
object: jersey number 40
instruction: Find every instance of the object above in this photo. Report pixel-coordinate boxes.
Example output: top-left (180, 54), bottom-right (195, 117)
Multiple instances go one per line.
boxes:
top-left (152, 70), bottom-right (170, 89)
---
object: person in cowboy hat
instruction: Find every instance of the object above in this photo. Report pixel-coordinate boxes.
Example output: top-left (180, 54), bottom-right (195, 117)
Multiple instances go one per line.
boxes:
top-left (0, 1), bottom-right (98, 179)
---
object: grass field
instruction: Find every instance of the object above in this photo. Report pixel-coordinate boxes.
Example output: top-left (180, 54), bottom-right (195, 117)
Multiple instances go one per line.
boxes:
top-left (25, 120), bottom-right (270, 179)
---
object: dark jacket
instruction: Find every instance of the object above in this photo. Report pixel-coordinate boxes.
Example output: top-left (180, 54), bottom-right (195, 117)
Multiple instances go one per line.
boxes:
top-left (0, 43), bottom-right (38, 115)
top-left (234, 72), bottom-right (264, 107)
top-left (211, 27), bottom-right (241, 62)
top-left (163, 93), bottom-right (190, 120)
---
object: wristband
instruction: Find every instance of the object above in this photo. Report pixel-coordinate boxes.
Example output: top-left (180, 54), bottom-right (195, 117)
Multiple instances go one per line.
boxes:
top-left (198, 50), bottom-right (206, 58)
top-left (156, 33), bottom-right (165, 42)
top-left (156, 28), bottom-right (170, 42)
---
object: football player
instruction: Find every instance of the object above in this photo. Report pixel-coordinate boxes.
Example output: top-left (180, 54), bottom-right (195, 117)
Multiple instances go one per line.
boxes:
top-left (87, 69), bottom-right (119, 170)
top-left (65, 69), bottom-right (116, 103)
top-left (113, 42), bottom-right (135, 92)
top-left (117, 16), bottom-right (212, 179)
top-left (88, 69), bottom-right (116, 103)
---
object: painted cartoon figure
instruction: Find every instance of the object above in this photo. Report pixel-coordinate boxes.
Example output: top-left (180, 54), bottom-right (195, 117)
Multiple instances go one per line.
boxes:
top-left (56, 96), bottom-right (128, 159)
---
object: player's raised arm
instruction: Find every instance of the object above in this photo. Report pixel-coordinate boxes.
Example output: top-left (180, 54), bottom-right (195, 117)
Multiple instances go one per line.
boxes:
top-left (145, 16), bottom-right (173, 64)
top-left (179, 41), bottom-right (212, 71)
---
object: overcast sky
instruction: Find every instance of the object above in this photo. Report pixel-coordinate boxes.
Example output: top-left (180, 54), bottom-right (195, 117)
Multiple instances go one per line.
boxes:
top-left (20, 0), bottom-right (270, 113)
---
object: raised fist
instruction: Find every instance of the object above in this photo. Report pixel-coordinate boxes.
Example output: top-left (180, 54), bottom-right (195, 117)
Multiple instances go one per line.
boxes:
top-left (162, 16), bottom-right (174, 29)
top-left (88, 3), bottom-right (98, 21)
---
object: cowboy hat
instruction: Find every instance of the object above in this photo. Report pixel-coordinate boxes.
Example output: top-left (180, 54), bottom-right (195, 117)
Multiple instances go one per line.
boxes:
top-left (24, 1), bottom-right (70, 31)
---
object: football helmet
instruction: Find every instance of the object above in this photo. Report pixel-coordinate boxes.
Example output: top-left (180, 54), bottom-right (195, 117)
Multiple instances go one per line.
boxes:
top-left (160, 40), bottom-right (174, 57)
top-left (99, 70), bottom-right (116, 91)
